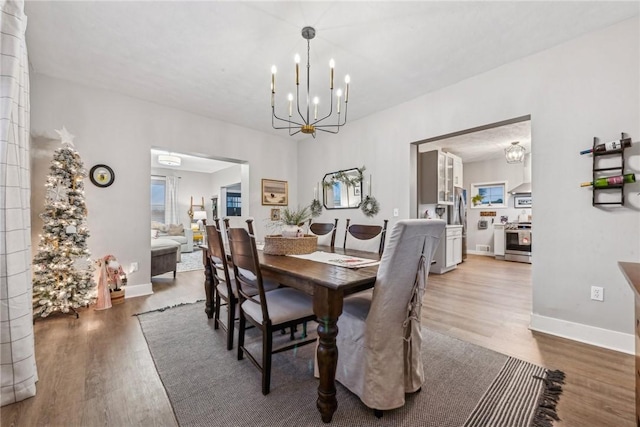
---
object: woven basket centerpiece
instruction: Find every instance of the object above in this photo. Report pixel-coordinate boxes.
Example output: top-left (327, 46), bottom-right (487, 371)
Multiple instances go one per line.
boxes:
top-left (263, 234), bottom-right (317, 255)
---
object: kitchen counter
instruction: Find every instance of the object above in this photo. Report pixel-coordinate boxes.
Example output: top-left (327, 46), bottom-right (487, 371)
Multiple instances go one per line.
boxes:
top-left (430, 225), bottom-right (463, 274)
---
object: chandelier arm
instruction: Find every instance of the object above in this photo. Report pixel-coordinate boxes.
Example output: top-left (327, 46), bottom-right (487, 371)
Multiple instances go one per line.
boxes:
top-left (272, 108), bottom-right (304, 127)
top-left (315, 127), bottom-right (340, 135)
top-left (295, 84), bottom-right (308, 125)
top-left (312, 89), bottom-right (335, 126)
top-left (315, 105), bottom-right (348, 129)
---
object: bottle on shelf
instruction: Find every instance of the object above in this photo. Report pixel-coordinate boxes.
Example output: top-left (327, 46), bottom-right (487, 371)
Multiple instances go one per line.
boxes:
top-left (581, 173), bottom-right (636, 188)
top-left (580, 138), bottom-right (632, 155)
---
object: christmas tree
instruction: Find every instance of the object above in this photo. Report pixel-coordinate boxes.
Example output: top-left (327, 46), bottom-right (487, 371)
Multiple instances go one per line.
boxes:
top-left (32, 127), bottom-right (95, 318)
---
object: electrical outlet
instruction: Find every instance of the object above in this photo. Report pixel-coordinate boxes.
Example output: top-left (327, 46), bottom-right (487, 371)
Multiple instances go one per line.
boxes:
top-left (590, 286), bottom-right (604, 302)
top-left (393, 208), bottom-right (399, 217)
top-left (131, 262), bottom-right (139, 273)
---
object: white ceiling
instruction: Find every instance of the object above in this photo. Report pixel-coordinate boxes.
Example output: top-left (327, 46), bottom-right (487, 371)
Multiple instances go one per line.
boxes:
top-left (418, 120), bottom-right (531, 163)
top-left (150, 149), bottom-right (239, 174)
top-left (25, 1), bottom-right (639, 149)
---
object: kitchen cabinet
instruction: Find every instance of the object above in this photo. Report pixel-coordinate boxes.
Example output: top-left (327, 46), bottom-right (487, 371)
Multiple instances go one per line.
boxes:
top-left (419, 150), bottom-right (462, 205)
top-left (494, 224), bottom-right (505, 259)
top-left (452, 154), bottom-right (463, 188)
top-left (431, 225), bottom-right (463, 274)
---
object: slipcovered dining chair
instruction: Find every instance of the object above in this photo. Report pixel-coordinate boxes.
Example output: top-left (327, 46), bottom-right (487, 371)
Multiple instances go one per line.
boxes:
top-left (207, 220), bottom-right (278, 350)
top-left (335, 219), bottom-right (446, 414)
top-left (227, 219), bottom-right (317, 395)
top-left (308, 218), bottom-right (339, 248)
top-left (343, 218), bottom-right (389, 255)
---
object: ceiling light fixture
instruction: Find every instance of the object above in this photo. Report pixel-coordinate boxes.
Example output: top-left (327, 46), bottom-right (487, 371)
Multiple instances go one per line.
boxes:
top-left (505, 141), bottom-right (526, 164)
top-left (158, 154), bottom-right (181, 166)
top-left (271, 26), bottom-right (350, 138)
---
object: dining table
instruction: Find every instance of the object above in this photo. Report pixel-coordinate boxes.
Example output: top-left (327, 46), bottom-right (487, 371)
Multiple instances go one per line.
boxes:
top-left (201, 244), bottom-right (379, 423)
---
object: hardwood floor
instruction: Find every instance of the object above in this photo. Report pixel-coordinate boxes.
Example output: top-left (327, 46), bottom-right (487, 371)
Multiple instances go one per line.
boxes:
top-left (423, 255), bottom-right (635, 427)
top-left (1, 255), bottom-right (634, 426)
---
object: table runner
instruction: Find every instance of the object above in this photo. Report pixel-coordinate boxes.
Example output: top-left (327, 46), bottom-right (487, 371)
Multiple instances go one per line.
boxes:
top-left (288, 251), bottom-right (380, 268)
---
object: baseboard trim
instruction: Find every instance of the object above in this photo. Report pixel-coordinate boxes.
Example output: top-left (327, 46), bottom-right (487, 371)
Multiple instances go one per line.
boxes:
top-left (466, 250), bottom-right (495, 257)
top-left (123, 283), bottom-right (153, 299)
top-left (529, 313), bottom-right (634, 355)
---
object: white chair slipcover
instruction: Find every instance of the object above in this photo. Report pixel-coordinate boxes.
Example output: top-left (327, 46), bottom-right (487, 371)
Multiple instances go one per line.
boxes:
top-left (335, 219), bottom-right (446, 411)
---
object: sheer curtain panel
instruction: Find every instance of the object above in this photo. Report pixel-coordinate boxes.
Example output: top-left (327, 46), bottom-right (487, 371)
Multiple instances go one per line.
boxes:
top-left (165, 176), bottom-right (179, 225)
top-left (0, 0), bottom-right (38, 406)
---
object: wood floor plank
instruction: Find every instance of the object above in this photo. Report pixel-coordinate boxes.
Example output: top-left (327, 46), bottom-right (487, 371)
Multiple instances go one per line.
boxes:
top-left (0, 256), bottom-right (634, 426)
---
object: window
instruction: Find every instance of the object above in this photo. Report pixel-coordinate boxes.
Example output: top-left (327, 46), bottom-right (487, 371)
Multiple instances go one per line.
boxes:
top-left (226, 192), bottom-right (242, 216)
top-left (151, 176), bottom-right (166, 223)
top-left (470, 181), bottom-right (507, 208)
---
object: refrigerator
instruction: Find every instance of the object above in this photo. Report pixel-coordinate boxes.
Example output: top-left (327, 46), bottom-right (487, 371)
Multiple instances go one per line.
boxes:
top-left (448, 188), bottom-right (467, 260)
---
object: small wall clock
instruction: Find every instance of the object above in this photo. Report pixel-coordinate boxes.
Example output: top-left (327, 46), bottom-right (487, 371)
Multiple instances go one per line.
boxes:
top-left (89, 164), bottom-right (115, 188)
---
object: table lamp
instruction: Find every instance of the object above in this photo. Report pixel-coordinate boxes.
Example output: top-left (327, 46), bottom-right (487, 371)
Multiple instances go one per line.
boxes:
top-left (193, 210), bottom-right (207, 230)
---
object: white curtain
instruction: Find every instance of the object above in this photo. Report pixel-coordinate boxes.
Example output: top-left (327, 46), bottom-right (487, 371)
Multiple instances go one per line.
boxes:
top-left (165, 176), bottom-right (179, 225)
top-left (0, 0), bottom-right (38, 406)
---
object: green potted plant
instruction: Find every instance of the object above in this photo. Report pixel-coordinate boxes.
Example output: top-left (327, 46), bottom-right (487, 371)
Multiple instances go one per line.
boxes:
top-left (471, 194), bottom-right (484, 206)
top-left (280, 206), bottom-right (311, 237)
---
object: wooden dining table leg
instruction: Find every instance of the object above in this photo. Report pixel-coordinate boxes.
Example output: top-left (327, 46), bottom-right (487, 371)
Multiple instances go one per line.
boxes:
top-left (314, 287), bottom-right (344, 423)
top-left (202, 249), bottom-right (214, 319)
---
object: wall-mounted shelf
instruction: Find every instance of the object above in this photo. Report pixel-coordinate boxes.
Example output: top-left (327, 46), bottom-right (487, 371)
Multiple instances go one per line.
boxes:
top-left (592, 142), bottom-right (625, 206)
top-left (589, 132), bottom-right (629, 206)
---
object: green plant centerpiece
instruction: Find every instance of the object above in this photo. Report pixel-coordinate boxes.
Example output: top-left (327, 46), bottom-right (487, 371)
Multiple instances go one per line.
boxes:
top-left (279, 205), bottom-right (311, 237)
top-left (264, 205), bottom-right (318, 255)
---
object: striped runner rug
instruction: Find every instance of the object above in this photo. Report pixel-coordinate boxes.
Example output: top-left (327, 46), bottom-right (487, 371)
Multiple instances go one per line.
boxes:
top-left (137, 302), bottom-right (564, 427)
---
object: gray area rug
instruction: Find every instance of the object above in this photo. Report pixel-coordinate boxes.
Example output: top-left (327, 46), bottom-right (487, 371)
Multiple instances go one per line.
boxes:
top-left (177, 250), bottom-right (204, 273)
top-left (138, 303), bottom-right (563, 427)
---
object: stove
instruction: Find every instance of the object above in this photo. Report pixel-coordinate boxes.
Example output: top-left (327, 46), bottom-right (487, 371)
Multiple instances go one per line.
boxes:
top-left (504, 222), bottom-right (532, 263)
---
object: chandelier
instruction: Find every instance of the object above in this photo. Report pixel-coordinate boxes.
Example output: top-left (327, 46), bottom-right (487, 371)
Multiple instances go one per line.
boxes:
top-left (504, 141), bottom-right (526, 164)
top-left (271, 26), bottom-right (350, 137)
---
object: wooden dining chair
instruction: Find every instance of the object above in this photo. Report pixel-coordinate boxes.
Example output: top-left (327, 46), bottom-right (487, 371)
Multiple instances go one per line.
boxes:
top-left (343, 218), bottom-right (389, 255)
top-left (308, 218), bottom-right (339, 247)
top-left (227, 219), bottom-right (317, 395)
top-left (335, 219), bottom-right (446, 415)
top-left (207, 219), bottom-right (278, 351)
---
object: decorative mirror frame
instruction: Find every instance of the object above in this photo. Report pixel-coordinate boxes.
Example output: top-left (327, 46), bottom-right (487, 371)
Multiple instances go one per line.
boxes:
top-left (322, 167), bottom-right (364, 210)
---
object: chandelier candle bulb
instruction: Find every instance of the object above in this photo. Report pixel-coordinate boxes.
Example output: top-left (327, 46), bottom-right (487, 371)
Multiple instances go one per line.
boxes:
top-left (580, 173), bottom-right (636, 188)
top-left (580, 138), bottom-right (632, 155)
top-left (330, 59), bottom-right (335, 89)
top-left (345, 75), bottom-right (350, 102)
top-left (295, 54), bottom-right (300, 85)
top-left (271, 66), bottom-right (276, 93)
top-left (288, 93), bottom-right (293, 117)
top-left (313, 97), bottom-right (319, 120)
top-left (336, 89), bottom-right (342, 113)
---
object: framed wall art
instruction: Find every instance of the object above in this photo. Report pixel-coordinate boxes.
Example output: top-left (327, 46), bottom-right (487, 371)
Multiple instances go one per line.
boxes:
top-left (270, 208), bottom-right (281, 221)
top-left (514, 195), bottom-right (532, 208)
top-left (262, 179), bottom-right (288, 206)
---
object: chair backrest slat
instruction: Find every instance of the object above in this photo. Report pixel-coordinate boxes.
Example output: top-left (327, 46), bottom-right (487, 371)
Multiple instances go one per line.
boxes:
top-left (205, 220), bottom-right (232, 286)
top-left (308, 218), bottom-right (338, 247)
top-left (226, 219), bottom-right (270, 323)
top-left (344, 219), bottom-right (389, 255)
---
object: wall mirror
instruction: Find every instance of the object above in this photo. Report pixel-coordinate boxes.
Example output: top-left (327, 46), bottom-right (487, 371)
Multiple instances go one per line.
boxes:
top-left (323, 168), bottom-right (363, 209)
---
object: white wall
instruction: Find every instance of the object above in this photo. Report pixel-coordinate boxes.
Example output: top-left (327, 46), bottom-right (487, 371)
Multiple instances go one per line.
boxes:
top-left (297, 18), bottom-right (640, 351)
top-left (30, 75), bottom-right (298, 292)
top-left (210, 164), bottom-right (243, 220)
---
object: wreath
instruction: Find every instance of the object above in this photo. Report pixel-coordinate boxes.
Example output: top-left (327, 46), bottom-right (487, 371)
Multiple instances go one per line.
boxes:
top-left (310, 199), bottom-right (323, 218)
top-left (361, 195), bottom-right (380, 218)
